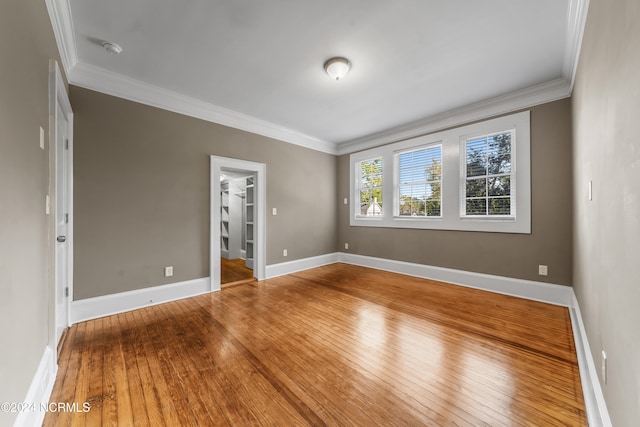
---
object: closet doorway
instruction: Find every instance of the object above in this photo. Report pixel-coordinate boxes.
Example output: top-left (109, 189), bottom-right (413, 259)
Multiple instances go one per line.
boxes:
top-left (220, 170), bottom-right (254, 285)
top-left (210, 156), bottom-right (266, 292)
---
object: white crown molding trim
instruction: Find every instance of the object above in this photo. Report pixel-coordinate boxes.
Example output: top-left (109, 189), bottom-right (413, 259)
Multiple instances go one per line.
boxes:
top-left (336, 78), bottom-right (571, 155)
top-left (13, 346), bottom-right (57, 427)
top-left (45, 0), bottom-right (78, 75)
top-left (338, 252), bottom-right (573, 306)
top-left (70, 277), bottom-right (211, 324)
top-left (265, 253), bottom-right (340, 279)
top-left (68, 62), bottom-right (338, 155)
top-left (569, 292), bottom-right (613, 427)
top-left (564, 0), bottom-right (591, 91)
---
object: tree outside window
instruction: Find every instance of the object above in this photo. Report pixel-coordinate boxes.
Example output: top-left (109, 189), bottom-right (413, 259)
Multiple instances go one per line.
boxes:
top-left (359, 158), bottom-right (383, 216)
top-left (465, 132), bottom-right (512, 216)
top-left (398, 146), bottom-right (442, 217)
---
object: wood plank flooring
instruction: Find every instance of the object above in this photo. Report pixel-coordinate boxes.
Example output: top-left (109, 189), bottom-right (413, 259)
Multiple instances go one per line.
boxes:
top-left (221, 258), bottom-right (254, 284)
top-left (45, 263), bottom-right (587, 426)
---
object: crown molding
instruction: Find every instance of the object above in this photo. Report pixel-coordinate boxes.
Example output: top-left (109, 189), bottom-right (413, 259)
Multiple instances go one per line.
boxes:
top-left (564, 0), bottom-right (591, 91)
top-left (45, 0), bottom-right (78, 75)
top-left (46, 0), bottom-right (587, 156)
top-left (336, 78), bottom-right (572, 155)
top-left (68, 62), bottom-right (338, 155)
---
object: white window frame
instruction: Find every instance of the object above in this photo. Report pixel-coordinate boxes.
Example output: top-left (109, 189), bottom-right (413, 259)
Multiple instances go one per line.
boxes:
top-left (349, 111), bottom-right (530, 233)
top-left (460, 129), bottom-right (516, 219)
top-left (355, 157), bottom-right (384, 219)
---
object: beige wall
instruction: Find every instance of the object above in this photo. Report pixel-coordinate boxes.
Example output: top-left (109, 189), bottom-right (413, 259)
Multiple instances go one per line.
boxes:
top-left (0, 1), bottom-right (63, 426)
top-left (338, 99), bottom-right (573, 285)
top-left (71, 86), bottom-right (337, 300)
top-left (572, 0), bottom-right (640, 424)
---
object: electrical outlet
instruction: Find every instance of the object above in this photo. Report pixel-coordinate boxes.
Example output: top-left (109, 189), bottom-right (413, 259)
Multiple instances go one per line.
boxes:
top-left (164, 266), bottom-right (173, 277)
top-left (343, 198), bottom-right (348, 205)
top-left (538, 265), bottom-right (548, 276)
top-left (272, 207), bottom-right (277, 215)
top-left (283, 249), bottom-right (287, 257)
top-left (344, 243), bottom-right (349, 250)
top-left (602, 350), bottom-right (607, 384)
top-left (39, 127), bottom-right (45, 150)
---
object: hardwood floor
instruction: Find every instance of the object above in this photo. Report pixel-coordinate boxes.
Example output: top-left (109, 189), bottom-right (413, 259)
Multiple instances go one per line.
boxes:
top-left (45, 263), bottom-right (586, 426)
top-left (221, 257), bottom-right (254, 284)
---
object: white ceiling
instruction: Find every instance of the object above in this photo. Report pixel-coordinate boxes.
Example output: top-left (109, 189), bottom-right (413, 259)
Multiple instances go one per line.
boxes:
top-left (48, 0), bottom-right (587, 154)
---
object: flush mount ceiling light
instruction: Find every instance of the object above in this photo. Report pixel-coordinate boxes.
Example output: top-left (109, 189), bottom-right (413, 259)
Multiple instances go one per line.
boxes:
top-left (324, 57), bottom-right (351, 81)
top-left (102, 41), bottom-right (123, 55)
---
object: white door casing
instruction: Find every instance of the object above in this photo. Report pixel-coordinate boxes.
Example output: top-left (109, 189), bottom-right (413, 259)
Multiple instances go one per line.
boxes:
top-left (210, 156), bottom-right (266, 291)
top-left (49, 60), bottom-right (73, 350)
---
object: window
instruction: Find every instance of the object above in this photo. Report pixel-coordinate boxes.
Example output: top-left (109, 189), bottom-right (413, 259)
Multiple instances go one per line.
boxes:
top-left (358, 157), bottom-right (383, 217)
top-left (349, 111), bottom-right (530, 233)
top-left (464, 131), bottom-right (513, 216)
top-left (398, 145), bottom-right (442, 217)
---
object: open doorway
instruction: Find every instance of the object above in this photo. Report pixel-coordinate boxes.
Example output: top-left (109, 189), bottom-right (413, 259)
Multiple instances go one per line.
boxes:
top-left (220, 170), bottom-right (255, 285)
top-left (210, 156), bottom-right (266, 292)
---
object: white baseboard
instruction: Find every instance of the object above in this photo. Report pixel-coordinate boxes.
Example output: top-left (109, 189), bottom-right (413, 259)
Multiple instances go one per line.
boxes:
top-left (70, 277), bottom-right (211, 324)
top-left (63, 252), bottom-right (610, 426)
top-left (265, 253), bottom-right (339, 279)
top-left (13, 346), bottom-right (57, 427)
top-left (338, 252), bottom-right (573, 307)
top-left (569, 292), bottom-right (612, 427)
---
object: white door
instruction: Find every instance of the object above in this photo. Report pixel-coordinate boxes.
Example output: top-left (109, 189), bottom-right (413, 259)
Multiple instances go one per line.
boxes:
top-left (54, 92), bottom-right (71, 344)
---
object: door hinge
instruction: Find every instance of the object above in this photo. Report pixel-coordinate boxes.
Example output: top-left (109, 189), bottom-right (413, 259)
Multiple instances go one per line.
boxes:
top-left (65, 287), bottom-right (69, 297)
top-left (65, 139), bottom-right (69, 150)
top-left (65, 213), bottom-right (69, 224)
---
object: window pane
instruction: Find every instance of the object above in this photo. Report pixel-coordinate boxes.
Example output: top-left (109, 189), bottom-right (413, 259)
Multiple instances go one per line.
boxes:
top-left (426, 160), bottom-right (441, 181)
top-left (425, 200), bottom-right (441, 216)
top-left (399, 168), bottom-right (412, 184)
top-left (399, 184), bottom-right (425, 216)
top-left (466, 199), bottom-right (487, 215)
top-left (360, 190), bottom-right (371, 204)
top-left (464, 131), bottom-right (514, 217)
top-left (419, 167), bottom-right (431, 183)
top-left (399, 195), bottom-right (412, 216)
top-left (488, 132), bottom-right (511, 154)
top-left (426, 183), bottom-right (440, 200)
top-left (487, 133), bottom-right (511, 174)
top-left (397, 145), bottom-right (442, 218)
top-left (360, 157), bottom-right (383, 216)
top-left (488, 176), bottom-right (511, 196)
top-left (497, 154), bottom-right (512, 174)
top-left (466, 178), bottom-right (486, 197)
top-left (489, 197), bottom-right (511, 215)
top-left (466, 137), bottom-right (487, 177)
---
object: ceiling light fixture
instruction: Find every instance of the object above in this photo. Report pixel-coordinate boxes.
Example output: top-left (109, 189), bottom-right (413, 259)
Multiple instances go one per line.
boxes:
top-left (102, 42), bottom-right (123, 55)
top-left (324, 57), bottom-right (351, 81)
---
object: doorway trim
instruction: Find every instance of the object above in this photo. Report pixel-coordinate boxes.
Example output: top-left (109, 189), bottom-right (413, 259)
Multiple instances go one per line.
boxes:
top-left (48, 60), bottom-right (73, 357)
top-left (210, 156), bottom-right (266, 291)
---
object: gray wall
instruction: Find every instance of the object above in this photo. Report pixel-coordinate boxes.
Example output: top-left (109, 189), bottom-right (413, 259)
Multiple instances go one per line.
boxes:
top-left (0, 1), bottom-right (63, 426)
top-left (338, 99), bottom-right (573, 285)
top-left (572, 0), bottom-right (640, 424)
top-left (71, 86), bottom-right (337, 300)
